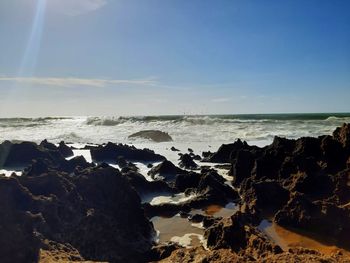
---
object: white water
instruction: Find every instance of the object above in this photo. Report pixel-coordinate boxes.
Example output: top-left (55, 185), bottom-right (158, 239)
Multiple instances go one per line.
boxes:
top-left (0, 115), bottom-right (349, 148)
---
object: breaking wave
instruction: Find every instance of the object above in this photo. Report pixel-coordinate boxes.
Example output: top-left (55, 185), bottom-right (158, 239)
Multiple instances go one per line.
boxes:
top-left (84, 114), bottom-right (350, 127)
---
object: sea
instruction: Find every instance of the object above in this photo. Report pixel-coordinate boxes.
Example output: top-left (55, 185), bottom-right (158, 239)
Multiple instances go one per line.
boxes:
top-left (1, 113), bottom-right (349, 152)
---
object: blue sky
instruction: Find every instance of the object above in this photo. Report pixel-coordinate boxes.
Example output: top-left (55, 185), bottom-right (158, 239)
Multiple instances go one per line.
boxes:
top-left (0, 0), bottom-right (349, 116)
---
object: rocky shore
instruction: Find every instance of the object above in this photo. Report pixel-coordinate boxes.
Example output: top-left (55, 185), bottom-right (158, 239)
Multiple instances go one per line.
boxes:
top-left (1, 124), bottom-right (350, 262)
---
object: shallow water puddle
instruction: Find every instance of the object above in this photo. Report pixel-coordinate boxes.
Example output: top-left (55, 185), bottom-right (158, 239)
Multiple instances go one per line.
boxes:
top-left (259, 220), bottom-right (350, 256)
top-left (151, 214), bottom-right (205, 248)
top-left (191, 202), bottom-right (238, 218)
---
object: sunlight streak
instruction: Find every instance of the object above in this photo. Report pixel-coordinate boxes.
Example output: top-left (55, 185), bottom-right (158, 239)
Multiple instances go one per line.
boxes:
top-left (19, 0), bottom-right (47, 76)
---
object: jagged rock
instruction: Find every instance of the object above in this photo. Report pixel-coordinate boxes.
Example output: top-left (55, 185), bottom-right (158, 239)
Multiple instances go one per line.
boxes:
top-left (117, 156), bottom-right (139, 173)
top-left (128, 130), bottom-right (173, 142)
top-left (252, 152), bottom-right (284, 180)
top-left (0, 177), bottom-right (42, 263)
top-left (22, 156), bottom-right (94, 177)
top-left (196, 170), bottom-right (239, 202)
top-left (240, 179), bottom-right (290, 217)
top-left (123, 170), bottom-right (173, 195)
top-left (175, 172), bottom-right (202, 192)
top-left (90, 142), bottom-right (165, 162)
top-left (147, 243), bottom-right (182, 262)
top-left (0, 166), bottom-right (155, 263)
top-left (179, 154), bottom-right (198, 170)
top-left (40, 139), bottom-right (57, 151)
top-left (193, 154), bottom-right (202, 161)
top-left (58, 141), bottom-right (74, 158)
top-left (0, 140), bottom-right (64, 168)
top-left (293, 137), bottom-right (322, 159)
top-left (202, 151), bottom-right (213, 158)
top-left (203, 140), bottom-right (245, 163)
top-left (170, 146), bottom-right (179, 151)
top-left (333, 123), bottom-right (350, 150)
top-left (320, 135), bottom-right (347, 173)
top-left (287, 171), bottom-right (335, 200)
top-left (230, 149), bottom-right (255, 186)
top-left (205, 212), bottom-right (282, 256)
top-left (148, 160), bottom-right (186, 181)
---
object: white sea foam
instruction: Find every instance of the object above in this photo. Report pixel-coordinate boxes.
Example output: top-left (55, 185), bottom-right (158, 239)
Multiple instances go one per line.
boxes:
top-left (0, 115), bottom-right (349, 151)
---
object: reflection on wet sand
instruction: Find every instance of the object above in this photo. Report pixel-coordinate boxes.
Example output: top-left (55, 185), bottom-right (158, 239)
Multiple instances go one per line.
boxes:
top-left (259, 220), bottom-right (350, 256)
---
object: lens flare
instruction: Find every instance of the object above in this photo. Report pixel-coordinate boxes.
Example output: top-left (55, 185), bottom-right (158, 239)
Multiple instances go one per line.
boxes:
top-left (19, 0), bottom-right (47, 77)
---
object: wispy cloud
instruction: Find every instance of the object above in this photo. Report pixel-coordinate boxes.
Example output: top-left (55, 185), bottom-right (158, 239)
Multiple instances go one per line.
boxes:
top-left (0, 76), bottom-right (157, 88)
top-left (49, 0), bottom-right (108, 16)
top-left (212, 98), bottom-right (231, 103)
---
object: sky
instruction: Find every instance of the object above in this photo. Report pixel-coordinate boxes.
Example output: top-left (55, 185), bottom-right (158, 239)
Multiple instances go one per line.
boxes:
top-left (0, 0), bottom-right (349, 117)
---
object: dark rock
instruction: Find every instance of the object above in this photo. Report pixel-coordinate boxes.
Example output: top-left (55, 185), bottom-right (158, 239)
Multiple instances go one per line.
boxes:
top-left (333, 169), bottom-right (350, 205)
top-left (117, 156), bottom-right (139, 173)
top-left (0, 140), bottom-right (64, 168)
top-left (196, 170), bottom-right (239, 203)
top-left (203, 139), bottom-right (245, 163)
top-left (293, 137), bottom-right (322, 159)
top-left (193, 154), bottom-right (202, 161)
top-left (188, 148), bottom-right (194, 153)
top-left (252, 152), bottom-right (284, 181)
top-left (148, 160), bottom-right (186, 181)
top-left (22, 159), bottom-right (51, 177)
top-left (128, 130), bottom-right (173, 142)
top-left (188, 213), bottom-right (205, 223)
top-left (205, 212), bottom-right (282, 256)
top-left (58, 141), bottom-right (74, 158)
top-left (147, 243), bottom-right (182, 262)
top-left (0, 165), bottom-right (156, 262)
top-left (320, 135), bottom-right (347, 172)
top-left (116, 156), bottom-right (128, 168)
top-left (90, 142), bottom-right (165, 162)
top-left (230, 149), bottom-right (255, 186)
top-left (287, 171), bottom-right (335, 200)
top-left (124, 171), bottom-right (173, 195)
top-left (170, 146), bottom-right (180, 152)
top-left (64, 166), bottom-right (155, 262)
top-left (22, 156), bottom-right (94, 177)
top-left (0, 177), bottom-right (42, 263)
top-left (240, 180), bottom-right (290, 216)
top-left (175, 172), bottom-right (202, 192)
top-left (147, 163), bottom-right (153, 168)
top-left (202, 151), bottom-right (213, 158)
top-left (333, 123), bottom-right (350, 150)
top-left (40, 139), bottom-right (57, 151)
top-left (63, 155), bottom-right (94, 173)
top-left (179, 154), bottom-right (198, 170)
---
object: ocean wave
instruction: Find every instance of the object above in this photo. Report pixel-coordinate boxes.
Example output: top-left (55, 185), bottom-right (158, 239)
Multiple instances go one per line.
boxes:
top-left (324, 116), bottom-right (350, 122)
top-left (84, 115), bottom-right (284, 126)
top-left (0, 117), bottom-right (73, 128)
top-left (50, 132), bottom-right (84, 142)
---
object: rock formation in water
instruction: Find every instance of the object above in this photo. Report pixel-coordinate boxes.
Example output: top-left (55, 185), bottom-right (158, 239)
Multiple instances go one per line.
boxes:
top-left (129, 130), bottom-right (173, 142)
